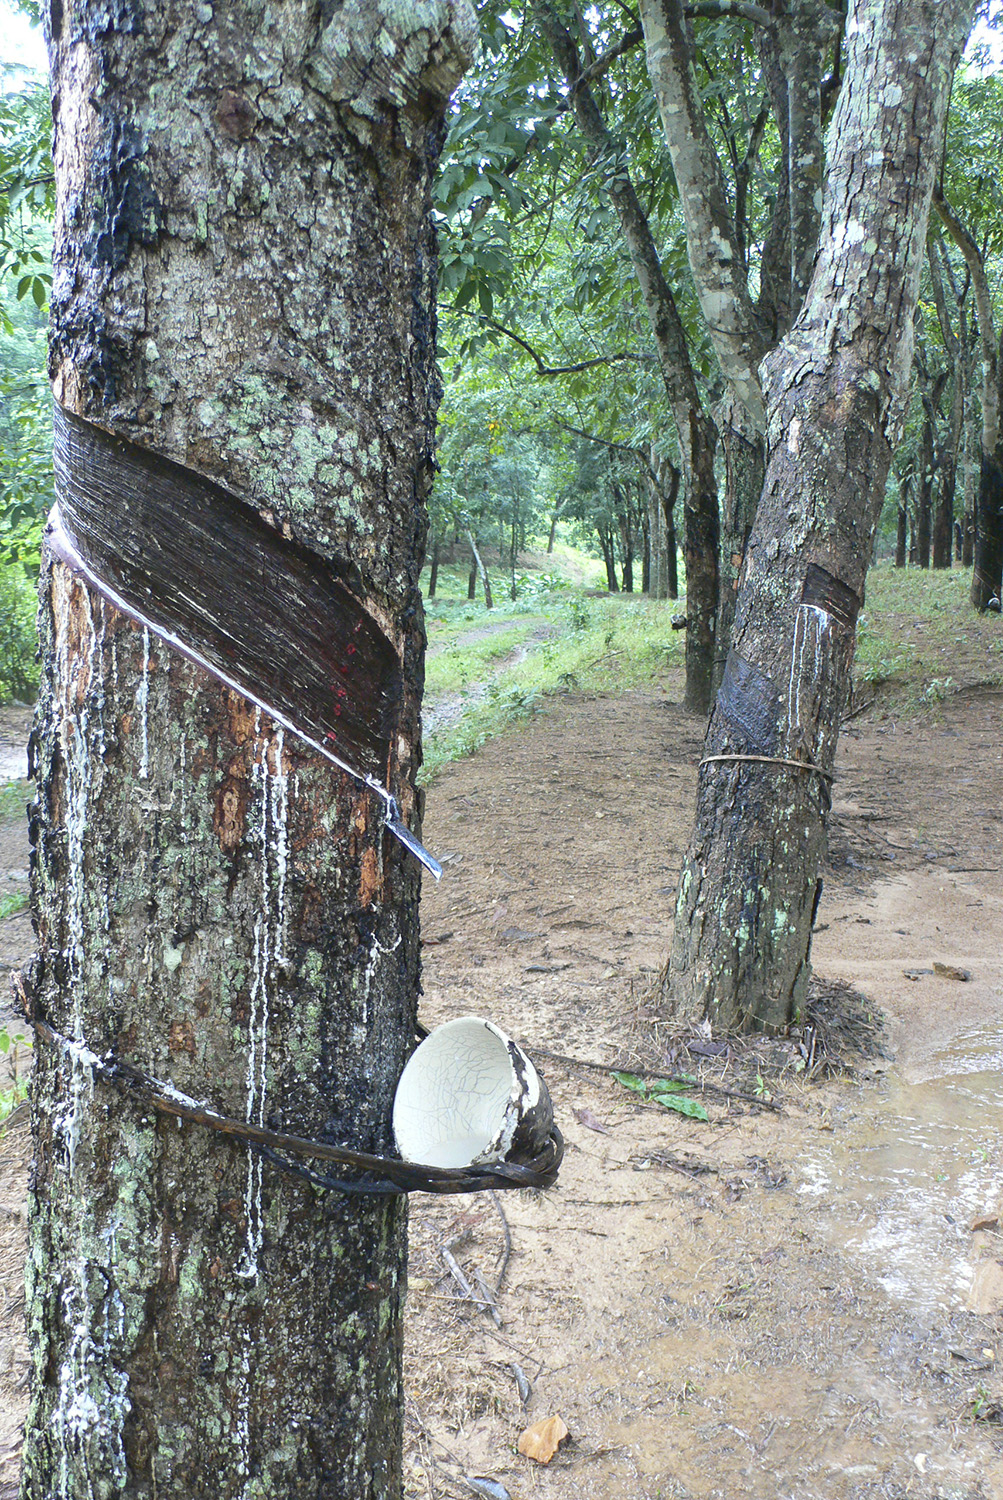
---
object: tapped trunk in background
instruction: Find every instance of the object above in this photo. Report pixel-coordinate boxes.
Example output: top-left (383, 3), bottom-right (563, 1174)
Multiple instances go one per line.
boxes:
top-left (667, 0), bottom-right (973, 1032)
top-left (22, 3), bottom-right (474, 1496)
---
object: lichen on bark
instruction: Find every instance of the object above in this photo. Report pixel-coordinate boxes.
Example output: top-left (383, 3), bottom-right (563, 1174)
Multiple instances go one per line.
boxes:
top-left (666, 0), bottom-right (976, 1032)
top-left (22, 2), bottom-right (474, 1496)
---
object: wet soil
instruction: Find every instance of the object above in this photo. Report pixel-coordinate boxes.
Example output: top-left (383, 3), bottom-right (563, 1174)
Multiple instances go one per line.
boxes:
top-left (405, 677), bottom-right (1003, 1500)
top-left (1, 660), bottom-right (1002, 1498)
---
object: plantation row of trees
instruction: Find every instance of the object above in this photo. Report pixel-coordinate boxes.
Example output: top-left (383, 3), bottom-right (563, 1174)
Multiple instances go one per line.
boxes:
top-left (430, 2), bottom-right (1003, 644)
top-left (1, 1), bottom-right (996, 1495)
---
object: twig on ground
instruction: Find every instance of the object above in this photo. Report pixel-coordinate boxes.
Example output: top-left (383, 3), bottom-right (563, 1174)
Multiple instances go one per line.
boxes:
top-left (441, 1239), bottom-right (503, 1327)
top-left (527, 1044), bottom-right (783, 1113)
top-left (489, 1190), bottom-right (512, 1292)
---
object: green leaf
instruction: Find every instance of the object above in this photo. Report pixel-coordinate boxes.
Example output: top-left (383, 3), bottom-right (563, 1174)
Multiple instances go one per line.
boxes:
top-left (651, 1093), bottom-right (710, 1122)
top-left (612, 1070), bottom-right (646, 1095)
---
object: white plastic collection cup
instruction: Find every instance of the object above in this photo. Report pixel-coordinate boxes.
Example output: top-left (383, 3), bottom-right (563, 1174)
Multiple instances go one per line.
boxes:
top-left (392, 1016), bottom-right (553, 1170)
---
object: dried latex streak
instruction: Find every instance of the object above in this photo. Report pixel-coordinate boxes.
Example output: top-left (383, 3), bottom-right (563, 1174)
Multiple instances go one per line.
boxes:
top-left (48, 403), bottom-right (441, 879)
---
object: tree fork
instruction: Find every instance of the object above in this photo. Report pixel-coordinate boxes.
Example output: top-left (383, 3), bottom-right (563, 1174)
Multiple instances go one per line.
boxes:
top-left (667, 0), bottom-right (975, 1032)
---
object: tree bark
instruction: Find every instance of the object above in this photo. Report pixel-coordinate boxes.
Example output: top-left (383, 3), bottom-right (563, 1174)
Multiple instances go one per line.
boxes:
top-left (534, 0), bottom-right (719, 712)
top-left (667, 0), bottom-right (973, 1032)
top-left (714, 392), bottom-right (764, 693)
top-left (23, 4), bottom-right (473, 1497)
top-left (466, 529), bottom-right (493, 609)
top-left (928, 235), bottom-right (962, 569)
top-left (895, 474), bottom-right (910, 568)
top-left (934, 194), bottom-right (1003, 608)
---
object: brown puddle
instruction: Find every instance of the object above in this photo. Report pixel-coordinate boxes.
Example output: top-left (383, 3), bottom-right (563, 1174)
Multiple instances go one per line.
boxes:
top-left (798, 1022), bottom-right (1003, 1311)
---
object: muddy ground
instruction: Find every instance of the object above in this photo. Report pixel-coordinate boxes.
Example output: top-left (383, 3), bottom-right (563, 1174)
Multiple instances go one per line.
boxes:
top-left (1, 648), bottom-right (1002, 1498)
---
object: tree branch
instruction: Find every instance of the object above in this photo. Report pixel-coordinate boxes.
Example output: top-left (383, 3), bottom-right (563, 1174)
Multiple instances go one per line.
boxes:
top-left (552, 418), bottom-right (660, 481)
top-left (573, 26), bottom-right (644, 89)
top-left (456, 309), bottom-right (646, 375)
top-left (934, 190), bottom-right (999, 454)
top-left (639, 0), bottom-right (769, 427)
top-left (685, 1), bottom-right (774, 25)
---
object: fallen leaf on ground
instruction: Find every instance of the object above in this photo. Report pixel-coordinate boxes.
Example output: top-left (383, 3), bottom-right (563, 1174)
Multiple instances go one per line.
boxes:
top-left (933, 961), bottom-right (971, 981)
top-left (573, 1106), bottom-right (610, 1134)
top-left (518, 1414), bottom-right (570, 1463)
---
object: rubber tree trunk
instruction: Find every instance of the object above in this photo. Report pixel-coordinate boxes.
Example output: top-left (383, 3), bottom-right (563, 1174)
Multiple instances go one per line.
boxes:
top-left (667, 0), bottom-right (973, 1032)
top-left (895, 475), bottom-right (910, 567)
top-left (918, 410), bottom-right (934, 567)
top-left (21, 3), bottom-right (473, 1497)
top-left (714, 393), bottom-right (765, 695)
top-left (534, 0), bottom-right (719, 712)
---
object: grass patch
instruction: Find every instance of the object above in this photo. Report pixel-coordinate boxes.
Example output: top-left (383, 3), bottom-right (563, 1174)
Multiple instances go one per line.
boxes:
top-left (425, 617), bottom-right (547, 697)
top-left (0, 891), bottom-right (28, 920)
top-left (420, 594), bottom-right (683, 783)
top-left (0, 780), bottom-right (29, 820)
top-left (854, 563), bottom-right (1003, 708)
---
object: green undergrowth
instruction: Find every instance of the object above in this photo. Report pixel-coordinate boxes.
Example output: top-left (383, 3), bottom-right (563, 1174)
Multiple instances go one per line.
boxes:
top-left (0, 779), bottom-right (29, 820)
top-left (0, 1023), bottom-right (32, 1131)
top-left (419, 593), bottom-right (683, 784)
top-left (425, 615), bottom-right (548, 697)
top-left (853, 563), bottom-right (1003, 711)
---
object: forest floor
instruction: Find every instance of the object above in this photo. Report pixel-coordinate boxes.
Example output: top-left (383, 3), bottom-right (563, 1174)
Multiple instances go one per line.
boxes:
top-left (0, 596), bottom-right (1002, 1499)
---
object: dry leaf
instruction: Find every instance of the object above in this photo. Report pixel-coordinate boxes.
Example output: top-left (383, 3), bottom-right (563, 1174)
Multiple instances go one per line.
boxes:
top-left (933, 961), bottom-right (972, 982)
top-left (518, 1414), bottom-right (570, 1464)
top-left (573, 1106), bottom-right (610, 1135)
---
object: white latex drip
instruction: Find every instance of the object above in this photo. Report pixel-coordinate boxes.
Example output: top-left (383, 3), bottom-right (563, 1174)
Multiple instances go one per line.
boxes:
top-left (236, 726), bottom-right (289, 1281)
top-left (53, 1221), bottom-right (131, 1500)
top-left (59, 591), bottom-right (97, 1175)
top-left (137, 626), bottom-right (150, 779)
top-left (786, 604), bottom-right (831, 757)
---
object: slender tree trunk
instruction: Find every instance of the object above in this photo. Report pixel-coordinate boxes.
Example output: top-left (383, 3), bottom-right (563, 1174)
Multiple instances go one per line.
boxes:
top-left (428, 534), bottom-right (441, 599)
top-left (896, 475), bottom-right (910, 567)
top-left (22, 4), bottom-right (473, 1497)
top-left (918, 411), bottom-right (933, 567)
top-left (641, 496), bottom-right (651, 594)
top-left (928, 235), bottom-right (962, 569)
top-left (714, 394), bottom-right (765, 694)
top-left (935, 196), bottom-right (1003, 608)
top-left (466, 529), bottom-right (493, 609)
top-left (599, 527), bottom-right (619, 592)
top-left (667, 0), bottom-right (972, 1032)
top-left (664, 465), bottom-right (680, 599)
top-left (535, 0), bottom-right (719, 711)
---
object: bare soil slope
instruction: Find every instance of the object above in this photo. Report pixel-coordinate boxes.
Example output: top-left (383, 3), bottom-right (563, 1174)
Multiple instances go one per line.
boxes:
top-left (1, 668), bottom-right (1001, 1499)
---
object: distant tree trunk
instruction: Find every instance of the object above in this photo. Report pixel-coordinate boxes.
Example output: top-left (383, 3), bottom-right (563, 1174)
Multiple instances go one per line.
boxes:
top-left (935, 195), bottom-right (1003, 608)
top-left (467, 529), bottom-right (493, 609)
top-left (428, 533), bottom-right (442, 598)
top-left (467, 555), bottom-right (477, 598)
top-left (23, 3), bottom-right (473, 1498)
top-left (599, 526), bottom-right (619, 592)
top-left (918, 410), bottom-right (933, 567)
top-left (896, 475), bottom-right (910, 567)
top-left (614, 482), bottom-right (634, 593)
top-left (535, 0), bottom-right (719, 711)
top-left (667, 0), bottom-right (972, 1032)
top-left (546, 501), bottom-right (565, 553)
top-left (664, 464), bottom-right (680, 599)
top-left (641, 485), bottom-right (651, 594)
top-left (928, 235), bottom-right (962, 569)
top-left (715, 393), bottom-right (765, 693)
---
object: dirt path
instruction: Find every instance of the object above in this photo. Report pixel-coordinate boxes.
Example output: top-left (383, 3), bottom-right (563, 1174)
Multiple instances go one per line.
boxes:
top-left (1, 677), bottom-right (1002, 1499)
top-left (406, 680), bottom-right (1003, 1500)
